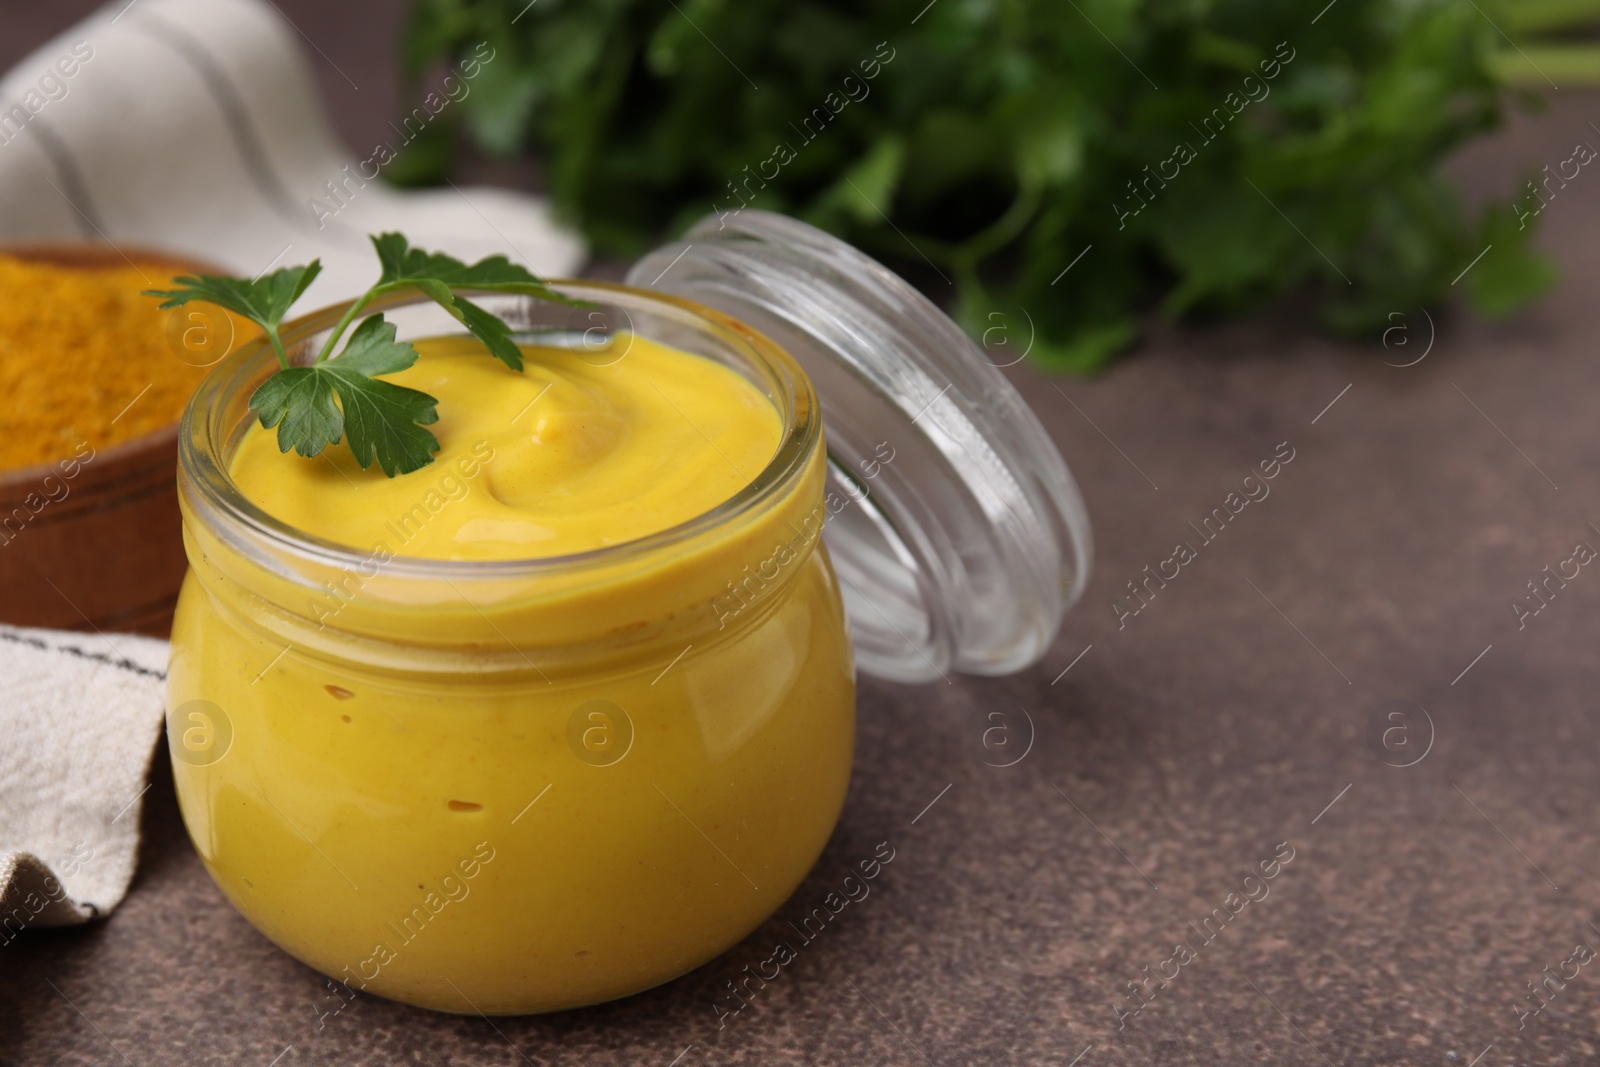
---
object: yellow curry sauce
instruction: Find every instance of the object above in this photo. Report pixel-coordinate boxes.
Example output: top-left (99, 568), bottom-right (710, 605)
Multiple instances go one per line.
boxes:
top-left (229, 333), bottom-right (783, 558)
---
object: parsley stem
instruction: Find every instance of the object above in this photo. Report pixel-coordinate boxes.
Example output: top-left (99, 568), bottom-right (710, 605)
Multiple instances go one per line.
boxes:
top-left (265, 326), bottom-right (291, 371)
top-left (314, 291), bottom-right (377, 363)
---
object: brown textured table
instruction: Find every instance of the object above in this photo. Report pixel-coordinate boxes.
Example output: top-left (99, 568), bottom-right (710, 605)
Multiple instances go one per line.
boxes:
top-left (7, 6), bottom-right (1600, 1066)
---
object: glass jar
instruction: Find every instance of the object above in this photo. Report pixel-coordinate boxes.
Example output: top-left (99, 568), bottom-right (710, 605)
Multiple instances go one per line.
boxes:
top-left (167, 212), bottom-right (1091, 1015)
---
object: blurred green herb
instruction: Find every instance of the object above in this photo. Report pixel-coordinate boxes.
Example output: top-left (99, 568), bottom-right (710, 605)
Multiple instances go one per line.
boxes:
top-left (146, 233), bottom-right (573, 476)
top-left (1494, 0), bottom-right (1600, 87)
top-left (406, 0), bottom-right (1558, 371)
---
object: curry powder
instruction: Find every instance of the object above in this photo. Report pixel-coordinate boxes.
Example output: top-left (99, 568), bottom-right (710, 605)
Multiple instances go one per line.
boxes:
top-left (0, 253), bottom-right (252, 472)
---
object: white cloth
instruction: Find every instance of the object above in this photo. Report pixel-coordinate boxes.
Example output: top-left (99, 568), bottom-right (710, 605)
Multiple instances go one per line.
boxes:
top-left (0, 0), bottom-right (586, 928)
top-left (0, 626), bottom-right (168, 934)
top-left (0, 0), bottom-right (586, 303)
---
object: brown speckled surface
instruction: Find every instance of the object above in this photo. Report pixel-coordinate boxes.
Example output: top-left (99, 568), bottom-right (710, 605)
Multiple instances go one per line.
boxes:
top-left (7, 4), bottom-right (1600, 1065)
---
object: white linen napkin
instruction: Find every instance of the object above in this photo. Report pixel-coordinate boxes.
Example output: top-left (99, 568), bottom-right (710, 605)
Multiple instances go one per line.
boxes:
top-left (0, 0), bottom-right (586, 927)
top-left (0, 626), bottom-right (168, 936)
top-left (0, 0), bottom-right (585, 302)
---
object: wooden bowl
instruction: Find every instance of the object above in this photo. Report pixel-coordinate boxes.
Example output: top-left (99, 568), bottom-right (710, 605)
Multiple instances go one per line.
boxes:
top-left (0, 243), bottom-right (225, 636)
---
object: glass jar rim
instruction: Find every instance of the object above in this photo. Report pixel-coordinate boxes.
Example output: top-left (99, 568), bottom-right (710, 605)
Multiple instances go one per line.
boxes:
top-left (178, 281), bottom-right (822, 583)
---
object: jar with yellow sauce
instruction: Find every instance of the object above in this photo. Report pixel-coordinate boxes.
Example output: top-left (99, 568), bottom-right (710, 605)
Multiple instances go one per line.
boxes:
top-left (167, 212), bottom-right (1091, 1014)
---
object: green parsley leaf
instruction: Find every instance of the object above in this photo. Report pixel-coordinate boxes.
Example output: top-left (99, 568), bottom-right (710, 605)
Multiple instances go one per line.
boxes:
top-left (248, 368), bottom-right (341, 459)
top-left (450, 294), bottom-right (527, 370)
top-left (146, 262), bottom-right (323, 325)
top-left (146, 263), bottom-right (322, 370)
top-left (151, 233), bottom-right (570, 478)
top-left (249, 315), bottom-right (440, 477)
top-left (368, 232), bottom-right (578, 370)
top-left (369, 232), bottom-right (564, 295)
top-left (328, 311), bottom-right (424, 378)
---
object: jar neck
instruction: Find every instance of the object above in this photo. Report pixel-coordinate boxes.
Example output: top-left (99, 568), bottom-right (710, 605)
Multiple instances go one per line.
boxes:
top-left (180, 451), bottom-right (829, 682)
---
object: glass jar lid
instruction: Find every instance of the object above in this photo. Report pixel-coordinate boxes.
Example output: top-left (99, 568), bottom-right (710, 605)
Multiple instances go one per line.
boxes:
top-left (627, 211), bottom-right (1092, 684)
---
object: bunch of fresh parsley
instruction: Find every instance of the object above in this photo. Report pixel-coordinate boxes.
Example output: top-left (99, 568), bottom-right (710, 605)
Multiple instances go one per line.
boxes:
top-left (148, 234), bottom-right (571, 476)
top-left (403, 0), bottom-right (1552, 370)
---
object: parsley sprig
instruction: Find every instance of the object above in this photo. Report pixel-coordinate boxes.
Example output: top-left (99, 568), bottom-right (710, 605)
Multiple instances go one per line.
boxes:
top-left (147, 233), bottom-right (576, 477)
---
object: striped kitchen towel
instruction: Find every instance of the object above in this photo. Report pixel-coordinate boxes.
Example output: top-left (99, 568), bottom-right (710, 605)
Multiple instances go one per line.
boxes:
top-left (0, 625), bottom-right (168, 937)
top-left (0, 0), bottom-right (585, 303)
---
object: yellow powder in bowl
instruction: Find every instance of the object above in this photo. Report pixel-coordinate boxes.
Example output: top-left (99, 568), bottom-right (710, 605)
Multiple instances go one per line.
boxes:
top-left (0, 252), bottom-right (254, 472)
